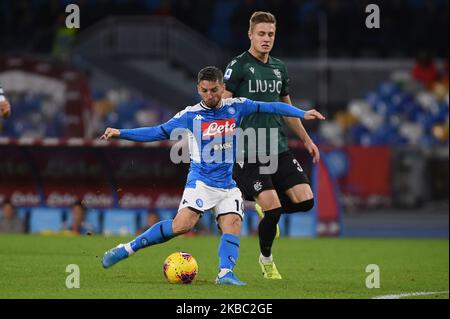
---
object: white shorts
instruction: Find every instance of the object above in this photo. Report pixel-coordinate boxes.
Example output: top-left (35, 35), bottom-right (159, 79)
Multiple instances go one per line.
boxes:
top-left (179, 180), bottom-right (244, 220)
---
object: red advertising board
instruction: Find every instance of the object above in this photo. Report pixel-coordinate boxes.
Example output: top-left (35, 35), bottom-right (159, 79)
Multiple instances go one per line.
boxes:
top-left (105, 147), bottom-right (187, 209)
top-left (28, 147), bottom-right (113, 207)
top-left (338, 146), bottom-right (391, 208)
top-left (0, 146), bottom-right (40, 206)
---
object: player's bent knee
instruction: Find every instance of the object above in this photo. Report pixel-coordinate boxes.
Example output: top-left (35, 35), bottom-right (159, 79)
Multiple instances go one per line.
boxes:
top-left (172, 222), bottom-right (194, 235)
top-left (292, 198), bottom-right (314, 212)
top-left (256, 191), bottom-right (282, 211)
top-left (172, 213), bottom-right (198, 235)
top-left (219, 214), bottom-right (242, 235)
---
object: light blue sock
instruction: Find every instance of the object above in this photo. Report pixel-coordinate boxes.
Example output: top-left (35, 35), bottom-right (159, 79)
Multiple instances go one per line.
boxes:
top-left (130, 220), bottom-right (175, 252)
top-left (218, 233), bottom-right (240, 271)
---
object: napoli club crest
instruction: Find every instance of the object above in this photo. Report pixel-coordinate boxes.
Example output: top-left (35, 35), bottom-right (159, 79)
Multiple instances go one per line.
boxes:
top-left (196, 198), bottom-right (204, 208)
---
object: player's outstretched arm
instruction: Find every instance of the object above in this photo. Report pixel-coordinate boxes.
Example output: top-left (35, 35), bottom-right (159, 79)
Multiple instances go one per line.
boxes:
top-left (100, 127), bottom-right (120, 140)
top-left (303, 109), bottom-right (325, 120)
top-left (100, 126), bottom-right (171, 143)
top-left (241, 99), bottom-right (325, 121)
top-left (100, 109), bottom-right (189, 143)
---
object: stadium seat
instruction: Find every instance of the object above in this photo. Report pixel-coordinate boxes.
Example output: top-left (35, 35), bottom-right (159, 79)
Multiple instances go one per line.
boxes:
top-left (103, 209), bottom-right (137, 236)
top-left (287, 213), bottom-right (316, 237)
top-left (29, 208), bottom-right (64, 233)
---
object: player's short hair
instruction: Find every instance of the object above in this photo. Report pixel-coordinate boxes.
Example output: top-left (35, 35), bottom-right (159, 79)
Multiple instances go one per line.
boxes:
top-left (249, 11), bottom-right (276, 32)
top-left (197, 66), bottom-right (223, 84)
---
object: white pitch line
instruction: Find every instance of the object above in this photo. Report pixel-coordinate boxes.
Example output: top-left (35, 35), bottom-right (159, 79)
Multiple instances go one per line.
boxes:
top-left (372, 291), bottom-right (449, 299)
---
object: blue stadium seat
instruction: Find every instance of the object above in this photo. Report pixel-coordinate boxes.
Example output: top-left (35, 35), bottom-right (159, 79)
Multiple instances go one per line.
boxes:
top-left (103, 209), bottom-right (137, 236)
top-left (287, 213), bottom-right (316, 237)
top-left (29, 208), bottom-right (64, 233)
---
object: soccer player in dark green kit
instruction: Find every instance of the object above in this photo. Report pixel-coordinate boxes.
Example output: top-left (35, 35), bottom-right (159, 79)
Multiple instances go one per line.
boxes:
top-left (223, 12), bottom-right (321, 279)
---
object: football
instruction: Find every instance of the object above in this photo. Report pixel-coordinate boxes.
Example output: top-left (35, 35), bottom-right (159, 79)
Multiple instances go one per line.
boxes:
top-left (163, 252), bottom-right (198, 284)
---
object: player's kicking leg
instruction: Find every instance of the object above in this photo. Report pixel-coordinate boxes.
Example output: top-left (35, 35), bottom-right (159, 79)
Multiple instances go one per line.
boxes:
top-left (102, 208), bottom-right (199, 268)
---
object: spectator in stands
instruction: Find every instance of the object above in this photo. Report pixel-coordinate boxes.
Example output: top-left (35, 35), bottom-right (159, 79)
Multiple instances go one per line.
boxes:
top-left (64, 201), bottom-right (94, 235)
top-left (137, 211), bottom-right (159, 234)
top-left (412, 51), bottom-right (438, 89)
top-left (0, 85), bottom-right (11, 118)
top-left (0, 200), bottom-right (25, 233)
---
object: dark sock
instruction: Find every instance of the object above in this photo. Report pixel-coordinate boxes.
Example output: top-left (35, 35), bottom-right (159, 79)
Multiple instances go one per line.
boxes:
top-left (258, 207), bottom-right (282, 257)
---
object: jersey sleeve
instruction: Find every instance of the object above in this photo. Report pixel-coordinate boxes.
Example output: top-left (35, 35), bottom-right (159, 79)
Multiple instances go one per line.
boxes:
top-left (238, 98), bottom-right (305, 119)
top-left (223, 58), bottom-right (243, 95)
top-left (280, 63), bottom-right (290, 97)
top-left (119, 109), bottom-right (189, 142)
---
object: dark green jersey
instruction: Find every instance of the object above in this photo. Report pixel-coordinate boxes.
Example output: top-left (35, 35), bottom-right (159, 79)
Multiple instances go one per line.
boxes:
top-left (224, 51), bottom-right (290, 158)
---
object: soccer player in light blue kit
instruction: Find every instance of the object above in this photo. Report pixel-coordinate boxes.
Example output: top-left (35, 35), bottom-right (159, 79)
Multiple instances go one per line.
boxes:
top-left (100, 66), bottom-right (325, 285)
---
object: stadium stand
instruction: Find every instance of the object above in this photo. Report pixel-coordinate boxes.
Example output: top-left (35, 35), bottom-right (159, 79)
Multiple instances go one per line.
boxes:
top-left (319, 65), bottom-right (449, 147)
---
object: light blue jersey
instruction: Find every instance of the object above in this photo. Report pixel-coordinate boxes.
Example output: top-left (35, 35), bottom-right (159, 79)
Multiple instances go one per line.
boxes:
top-left (119, 98), bottom-right (306, 189)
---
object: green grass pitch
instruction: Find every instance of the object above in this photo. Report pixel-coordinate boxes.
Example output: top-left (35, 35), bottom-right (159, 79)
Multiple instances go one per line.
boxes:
top-left (0, 234), bottom-right (448, 299)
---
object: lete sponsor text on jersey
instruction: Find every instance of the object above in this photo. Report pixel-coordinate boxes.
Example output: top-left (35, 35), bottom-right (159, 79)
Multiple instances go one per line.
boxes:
top-left (201, 119), bottom-right (237, 138)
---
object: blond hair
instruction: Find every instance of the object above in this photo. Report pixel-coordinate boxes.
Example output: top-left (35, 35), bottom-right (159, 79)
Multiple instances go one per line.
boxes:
top-left (249, 11), bottom-right (276, 32)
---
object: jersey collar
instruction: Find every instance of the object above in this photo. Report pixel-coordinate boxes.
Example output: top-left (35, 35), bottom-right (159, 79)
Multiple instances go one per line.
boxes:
top-left (200, 100), bottom-right (224, 111)
top-left (246, 50), bottom-right (272, 65)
